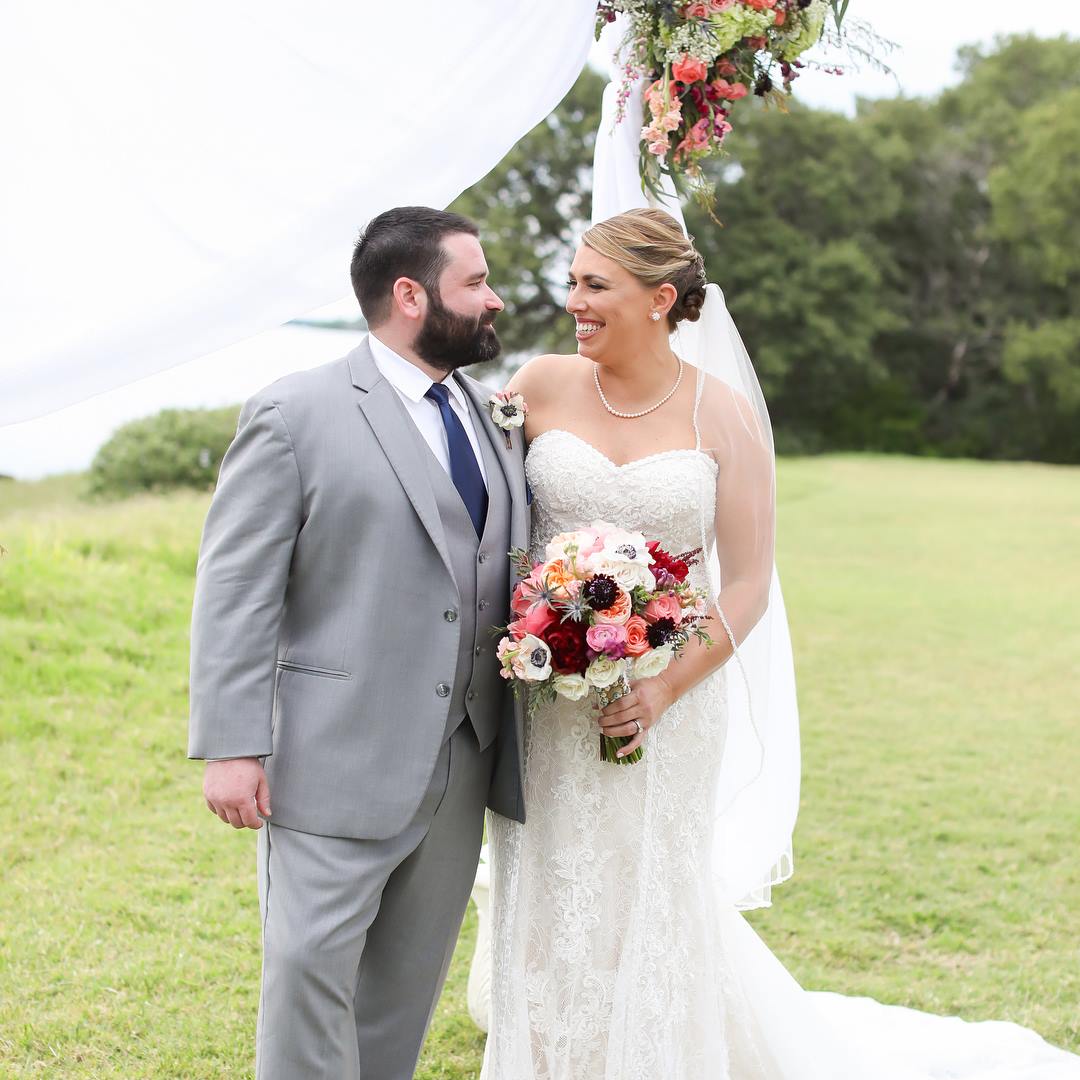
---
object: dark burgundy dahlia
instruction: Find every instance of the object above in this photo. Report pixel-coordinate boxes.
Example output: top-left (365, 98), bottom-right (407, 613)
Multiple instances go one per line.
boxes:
top-left (582, 573), bottom-right (618, 611)
top-left (646, 617), bottom-right (678, 649)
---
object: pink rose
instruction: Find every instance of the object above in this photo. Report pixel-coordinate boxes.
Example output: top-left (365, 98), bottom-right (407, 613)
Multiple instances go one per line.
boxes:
top-left (522, 602), bottom-right (558, 640)
top-left (585, 622), bottom-right (628, 658)
top-left (672, 54), bottom-right (708, 85)
top-left (685, 1), bottom-right (709, 15)
top-left (716, 58), bottom-right (738, 76)
top-left (643, 594), bottom-right (683, 625)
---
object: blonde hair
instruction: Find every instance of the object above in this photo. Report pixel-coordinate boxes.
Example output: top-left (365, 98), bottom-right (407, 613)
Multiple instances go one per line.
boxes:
top-left (581, 208), bottom-right (707, 328)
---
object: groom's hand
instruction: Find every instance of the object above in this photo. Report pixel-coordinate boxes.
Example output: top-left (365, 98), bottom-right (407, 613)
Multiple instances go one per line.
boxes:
top-left (204, 758), bottom-right (271, 830)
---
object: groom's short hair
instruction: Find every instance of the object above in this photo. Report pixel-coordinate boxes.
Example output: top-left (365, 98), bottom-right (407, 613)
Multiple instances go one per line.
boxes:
top-left (351, 206), bottom-right (480, 326)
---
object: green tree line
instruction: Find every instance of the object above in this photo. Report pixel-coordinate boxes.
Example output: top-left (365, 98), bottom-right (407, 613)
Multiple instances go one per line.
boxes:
top-left (90, 34), bottom-right (1080, 497)
top-left (452, 34), bottom-right (1080, 463)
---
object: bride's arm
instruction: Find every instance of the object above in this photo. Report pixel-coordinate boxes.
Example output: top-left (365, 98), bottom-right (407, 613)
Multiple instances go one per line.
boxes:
top-left (599, 383), bottom-right (775, 753)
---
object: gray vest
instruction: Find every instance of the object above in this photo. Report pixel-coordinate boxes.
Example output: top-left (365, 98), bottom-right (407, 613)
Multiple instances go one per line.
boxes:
top-left (417, 388), bottom-right (513, 749)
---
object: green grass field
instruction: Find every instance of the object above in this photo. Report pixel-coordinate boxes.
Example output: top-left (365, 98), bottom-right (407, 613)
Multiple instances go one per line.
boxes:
top-left (1, 456), bottom-right (1078, 1077)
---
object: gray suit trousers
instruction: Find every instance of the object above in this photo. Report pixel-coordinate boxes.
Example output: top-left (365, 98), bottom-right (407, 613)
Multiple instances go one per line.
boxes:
top-left (255, 720), bottom-right (493, 1080)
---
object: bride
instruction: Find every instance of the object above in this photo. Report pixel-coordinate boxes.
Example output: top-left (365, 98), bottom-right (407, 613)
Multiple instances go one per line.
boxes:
top-left (479, 208), bottom-right (1078, 1080)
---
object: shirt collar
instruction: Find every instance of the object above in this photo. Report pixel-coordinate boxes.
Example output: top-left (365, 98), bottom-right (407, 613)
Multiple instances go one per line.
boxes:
top-left (367, 332), bottom-right (471, 411)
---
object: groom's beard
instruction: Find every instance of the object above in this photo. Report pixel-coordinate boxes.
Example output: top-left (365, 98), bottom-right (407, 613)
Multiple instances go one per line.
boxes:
top-left (414, 292), bottom-right (502, 373)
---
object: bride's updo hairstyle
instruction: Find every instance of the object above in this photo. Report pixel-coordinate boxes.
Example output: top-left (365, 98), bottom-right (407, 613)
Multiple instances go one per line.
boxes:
top-left (581, 208), bottom-right (707, 330)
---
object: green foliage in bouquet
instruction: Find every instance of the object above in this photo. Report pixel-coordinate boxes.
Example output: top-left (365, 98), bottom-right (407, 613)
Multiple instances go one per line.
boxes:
top-left (89, 405), bottom-right (240, 498)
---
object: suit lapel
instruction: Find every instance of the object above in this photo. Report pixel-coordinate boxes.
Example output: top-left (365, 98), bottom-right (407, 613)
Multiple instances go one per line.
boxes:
top-left (349, 341), bottom-right (457, 587)
top-left (457, 373), bottom-right (529, 548)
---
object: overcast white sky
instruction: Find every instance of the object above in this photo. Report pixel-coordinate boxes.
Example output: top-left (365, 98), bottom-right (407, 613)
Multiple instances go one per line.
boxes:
top-left (3, 1), bottom-right (1078, 481)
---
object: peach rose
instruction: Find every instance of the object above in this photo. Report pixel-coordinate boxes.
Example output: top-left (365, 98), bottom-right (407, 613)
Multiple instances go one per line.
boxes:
top-left (672, 54), bottom-right (708, 85)
top-left (594, 588), bottom-right (633, 625)
top-left (712, 78), bottom-right (749, 101)
top-left (624, 615), bottom-right (651, 657)
top-left (541, 558), bottom-right (577, 597)
top-left (643, 594), bottom-right (683, 625)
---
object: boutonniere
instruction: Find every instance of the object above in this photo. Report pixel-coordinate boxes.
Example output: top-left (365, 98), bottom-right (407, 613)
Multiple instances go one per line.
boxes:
top-left (488, 391), bottom-right (527, 449)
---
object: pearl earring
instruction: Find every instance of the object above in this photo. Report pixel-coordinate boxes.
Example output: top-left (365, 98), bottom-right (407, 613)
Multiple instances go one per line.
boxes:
top-left (649, 311), bottom-right (661, 322)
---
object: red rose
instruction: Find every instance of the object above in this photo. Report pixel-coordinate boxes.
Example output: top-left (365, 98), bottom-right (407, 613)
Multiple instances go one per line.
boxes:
top-left (546, 620), bottom-right (591, 675)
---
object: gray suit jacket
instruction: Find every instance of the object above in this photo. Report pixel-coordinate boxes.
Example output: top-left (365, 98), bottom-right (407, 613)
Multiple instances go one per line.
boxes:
top-left (188, 340), bottom-right (529, 839)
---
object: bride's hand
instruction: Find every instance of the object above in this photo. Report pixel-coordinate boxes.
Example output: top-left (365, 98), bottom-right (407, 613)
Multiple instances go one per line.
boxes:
top-left (597, 675), bottom-right (676, 758)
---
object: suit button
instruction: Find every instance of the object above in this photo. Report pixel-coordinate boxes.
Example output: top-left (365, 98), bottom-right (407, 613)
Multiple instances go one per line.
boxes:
top-left (478, 552), bottom-right (489, 564)
top-left (444, 608), bottom-right (458, 622)
top-left (478, 599), bottom-right (488, 611)
top-left (474, 645), bottom-right (482, 656)
top-left (436, 683), bottom-right (450, 698)
top-left (467, 690), bottom-right (476, 701)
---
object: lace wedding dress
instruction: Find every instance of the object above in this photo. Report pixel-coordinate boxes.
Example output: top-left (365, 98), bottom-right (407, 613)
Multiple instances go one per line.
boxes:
top-left (480, 426), bottom-right (1079, 1080)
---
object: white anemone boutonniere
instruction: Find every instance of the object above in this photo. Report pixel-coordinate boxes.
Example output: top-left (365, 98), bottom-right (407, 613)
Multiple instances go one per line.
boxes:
top-left (488, 391), bottom-right (527, 448)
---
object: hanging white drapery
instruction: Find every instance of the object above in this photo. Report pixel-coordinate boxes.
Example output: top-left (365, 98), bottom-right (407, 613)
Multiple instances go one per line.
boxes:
top-left (0, 1), bottom-right (596, 425)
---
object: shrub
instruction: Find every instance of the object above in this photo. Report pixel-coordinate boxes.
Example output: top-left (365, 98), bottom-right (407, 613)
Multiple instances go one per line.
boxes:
top-left (89, 406), bottom-right (240, 497)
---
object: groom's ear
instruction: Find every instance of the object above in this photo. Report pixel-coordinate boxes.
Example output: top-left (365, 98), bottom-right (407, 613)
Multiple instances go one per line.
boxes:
top-left (390, 277), bottom-right (426, 322)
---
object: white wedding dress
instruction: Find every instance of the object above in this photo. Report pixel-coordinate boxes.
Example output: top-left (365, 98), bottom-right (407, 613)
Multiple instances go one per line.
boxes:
top-left (480, 425), bottom-right (1079, 1080)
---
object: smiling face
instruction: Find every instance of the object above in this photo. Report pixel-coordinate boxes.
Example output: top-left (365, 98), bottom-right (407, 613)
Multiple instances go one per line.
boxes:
top-left (565, 244), bottom-right (670, 363)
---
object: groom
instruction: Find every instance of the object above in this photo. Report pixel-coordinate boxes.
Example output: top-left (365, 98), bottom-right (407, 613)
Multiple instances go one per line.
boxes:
top-left (187, 206), bottom-right (528, 1079)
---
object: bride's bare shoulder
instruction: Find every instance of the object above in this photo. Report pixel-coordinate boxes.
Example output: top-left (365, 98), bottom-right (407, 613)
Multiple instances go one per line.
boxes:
top-left (505, 353), bottom-right (583, 405)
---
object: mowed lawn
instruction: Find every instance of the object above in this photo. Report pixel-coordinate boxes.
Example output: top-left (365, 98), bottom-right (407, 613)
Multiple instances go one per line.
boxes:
top-left (1, 455), bottom-right (1077, 1077)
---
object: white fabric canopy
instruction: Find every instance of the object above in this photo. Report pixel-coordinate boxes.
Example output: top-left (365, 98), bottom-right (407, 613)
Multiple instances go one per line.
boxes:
top-left (0, 1), bottom-right (596, 426)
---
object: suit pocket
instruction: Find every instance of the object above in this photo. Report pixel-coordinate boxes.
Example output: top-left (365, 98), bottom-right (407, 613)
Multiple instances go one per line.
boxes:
top-left (275, 660), bottom-right (352, 680)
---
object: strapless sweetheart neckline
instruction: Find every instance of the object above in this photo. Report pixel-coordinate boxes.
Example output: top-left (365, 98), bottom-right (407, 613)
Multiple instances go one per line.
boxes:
top-left (528, 427), bottom-right (718, 474)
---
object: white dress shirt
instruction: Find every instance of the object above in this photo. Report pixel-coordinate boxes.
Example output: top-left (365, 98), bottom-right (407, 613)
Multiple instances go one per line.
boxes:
top-left (367, 332), bottom-right (488, 487)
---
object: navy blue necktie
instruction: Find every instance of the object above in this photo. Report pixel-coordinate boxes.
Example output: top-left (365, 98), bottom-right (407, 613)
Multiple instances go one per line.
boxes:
top-left (425, 381), bottom-right (487, 538)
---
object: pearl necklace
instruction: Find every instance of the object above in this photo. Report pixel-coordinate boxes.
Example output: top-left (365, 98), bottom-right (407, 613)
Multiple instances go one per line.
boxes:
top-left (593, 358), bottom-right (684, 419)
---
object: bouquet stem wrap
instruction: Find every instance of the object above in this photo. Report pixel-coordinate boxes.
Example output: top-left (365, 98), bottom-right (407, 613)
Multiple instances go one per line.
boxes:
top-left (595, 668), bottom-right (641, 765)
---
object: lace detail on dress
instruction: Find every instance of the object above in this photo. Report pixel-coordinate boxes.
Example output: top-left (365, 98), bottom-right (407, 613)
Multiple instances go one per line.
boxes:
top-left (483, 428), bottom-right (770, 1080)
top-left (482, 427), bottom-right (1080, 1080)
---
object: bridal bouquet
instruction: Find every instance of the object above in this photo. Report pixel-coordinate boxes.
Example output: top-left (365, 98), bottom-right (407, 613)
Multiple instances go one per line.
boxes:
top-left (496, 522), bottom-right (712, 765)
